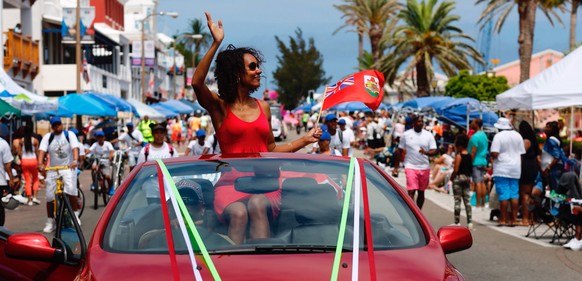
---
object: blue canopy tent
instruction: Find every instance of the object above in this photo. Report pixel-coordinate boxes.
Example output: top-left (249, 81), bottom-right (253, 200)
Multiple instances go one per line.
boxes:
top-left (39, 103), bottom-right (74, 118)
top-left (150, 103), bottom-right (179, 118)
top-left (438, 102), bottom-right (498, 129)
top-left (400, 96), bottom-right (453, 110)
top-left (179, 99), bottom-right (207, 114)
top-left (293, 102), bottom-right (316, 113)
top-left (329, 101), bottom-right (390, 112)
top-left (155, 100), bottom-right (193, 115)
top-left (57, 94), bottom-right (117, 116)
top-left (84, 92), bottom-right (137, 114)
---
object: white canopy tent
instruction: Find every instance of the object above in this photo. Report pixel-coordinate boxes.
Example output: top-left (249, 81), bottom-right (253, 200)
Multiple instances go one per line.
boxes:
top-left (127, 98), bottom-right (166, 121)
top-left (496, 46), bottom-right (582, 172)
top-left (0, 69), bottom-right (58, 114)
top-left (496, 45), bottom-right (582, 110)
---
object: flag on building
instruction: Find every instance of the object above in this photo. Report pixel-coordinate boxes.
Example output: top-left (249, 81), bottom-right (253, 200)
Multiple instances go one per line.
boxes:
top-left (322, 70), bottom-right (385, 111)
top-left (82, 50), bottom-right (91, 84)
top-left (147, 70), bottom-right (155, 97)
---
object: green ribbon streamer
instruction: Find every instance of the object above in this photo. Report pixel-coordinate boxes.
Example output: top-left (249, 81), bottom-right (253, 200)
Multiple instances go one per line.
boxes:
top-left (330, 157), bottom-right (356, 281)
top-left (157, 160), bottom-right (222, 281)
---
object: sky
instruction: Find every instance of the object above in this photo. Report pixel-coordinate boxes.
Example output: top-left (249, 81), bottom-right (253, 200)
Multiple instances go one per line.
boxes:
top-left (157, 0), bottom-right (581, 95)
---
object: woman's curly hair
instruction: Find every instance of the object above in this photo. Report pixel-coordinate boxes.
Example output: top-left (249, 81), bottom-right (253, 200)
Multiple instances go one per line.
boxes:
top-left (214, 44), bottom-right (265, 104)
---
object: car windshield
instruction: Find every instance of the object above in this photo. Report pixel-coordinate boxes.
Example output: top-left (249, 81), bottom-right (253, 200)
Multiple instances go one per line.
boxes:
top-left (270, 106), bottom-right (282, 119)
top-left (103, 157), bottom-right (424, 254)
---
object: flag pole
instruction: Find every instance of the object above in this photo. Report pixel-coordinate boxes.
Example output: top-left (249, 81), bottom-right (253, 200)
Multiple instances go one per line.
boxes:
top-left (314, 85), bottom-right (327, 127)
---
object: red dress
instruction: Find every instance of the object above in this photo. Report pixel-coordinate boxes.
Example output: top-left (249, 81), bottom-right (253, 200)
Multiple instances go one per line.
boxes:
top-left (214, 99), bottom-right (281, 219)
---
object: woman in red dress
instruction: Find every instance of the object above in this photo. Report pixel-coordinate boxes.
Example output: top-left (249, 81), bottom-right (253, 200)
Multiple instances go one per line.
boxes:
top-left (192, 12), bottom-right (321, 244)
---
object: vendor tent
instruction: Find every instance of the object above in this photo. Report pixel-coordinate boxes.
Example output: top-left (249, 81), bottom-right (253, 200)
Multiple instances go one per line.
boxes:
top-left (127, 98), bottom-right (166, 121)
top-left (401, 96), bottom-right (453, 110)
top-left (497, 45), bottom-right (582, 110)
top-left (58, 94), bottom-right (117, 116)
top-left (329, 101), bottom-right (390, 112)
top-left (0, 69), bottom-right (58, 114)
top-left (0, 98), bottom-right (21, 119)
top-left (84, 92), bottom-right (137, 114)
top-left (179, 99), bottom-right (206, 113)
top-left (150, 103), bottom-right (179, 118)
top-left (155, 100), bottom-right (193, 115)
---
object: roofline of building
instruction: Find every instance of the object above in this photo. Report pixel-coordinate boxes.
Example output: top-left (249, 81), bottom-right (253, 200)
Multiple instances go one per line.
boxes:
top-left (492, 48), bottom-right (564, 72)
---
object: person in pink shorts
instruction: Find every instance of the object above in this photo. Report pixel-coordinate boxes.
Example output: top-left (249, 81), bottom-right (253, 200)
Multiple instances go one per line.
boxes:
top-left (393, 115), bottom-right (437, 209)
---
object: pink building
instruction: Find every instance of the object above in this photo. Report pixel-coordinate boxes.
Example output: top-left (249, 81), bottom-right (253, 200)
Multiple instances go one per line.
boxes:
top-left (492, 49), bottom-right (564, 87)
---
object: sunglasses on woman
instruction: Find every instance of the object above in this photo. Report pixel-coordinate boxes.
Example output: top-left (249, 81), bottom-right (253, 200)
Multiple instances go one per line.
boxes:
top-left (248, 62), bottom-right (260, 71)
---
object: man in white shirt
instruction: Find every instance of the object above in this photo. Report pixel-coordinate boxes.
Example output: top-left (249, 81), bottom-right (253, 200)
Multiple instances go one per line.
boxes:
top-left (311, 114), bottom-right (351, 156)
top-left (137, 122), bottom-right (179, 165)
top-left (90, 131), bottom-right (115, 194)
top-left (38, 116), bottom-right (80, 233)
top-left (0, 137), bottom-right (16, 226)
top-left (338, 119), bottom-right (355, 157)
top-left (203, 133), bottom-right (221, 155)
top-left (490, 117), bottom-right (525, 226)
top-left (393, 115), bottom-right (437, 209)
top-left (185, 129), bottom-right (207, 156)
top-left (112, 122), bottom-right (144, 170)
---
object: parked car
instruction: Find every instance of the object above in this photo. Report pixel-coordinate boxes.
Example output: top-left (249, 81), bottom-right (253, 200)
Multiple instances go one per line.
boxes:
top-left (0, 153), bottom-right (472, 280)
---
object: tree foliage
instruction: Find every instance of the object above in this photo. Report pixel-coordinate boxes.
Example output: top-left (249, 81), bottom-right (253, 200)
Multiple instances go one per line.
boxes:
top-left (444, 70), bottom-right (509, 101)
top-left (378, 0), bottom-right (483, 97)
top-left (273, 28), bottom-right (331, 109)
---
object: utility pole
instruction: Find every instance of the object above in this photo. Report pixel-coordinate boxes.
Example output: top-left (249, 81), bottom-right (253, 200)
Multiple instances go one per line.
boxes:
top-left (75, 0), bottom-right (82, 131)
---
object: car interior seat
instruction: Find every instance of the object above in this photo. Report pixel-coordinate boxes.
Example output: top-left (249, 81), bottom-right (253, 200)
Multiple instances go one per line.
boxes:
top-left (116, 203), bottom-right (163, 250)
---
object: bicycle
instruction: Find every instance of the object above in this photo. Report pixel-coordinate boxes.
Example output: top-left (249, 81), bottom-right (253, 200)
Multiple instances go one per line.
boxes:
top-left (44, 166), bottom-right (84, 230)
top-left (111, 148), bottom-right (129, 193)
top-left (90, 157), bottom-right (110, 210)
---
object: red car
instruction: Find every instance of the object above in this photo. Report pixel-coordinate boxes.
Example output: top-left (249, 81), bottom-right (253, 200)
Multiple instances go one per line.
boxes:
top-left (0, 153), bottom-right (472, 280)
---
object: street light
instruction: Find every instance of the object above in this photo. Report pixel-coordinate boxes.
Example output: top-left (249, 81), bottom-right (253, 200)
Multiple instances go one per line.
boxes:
top-left (171, 34), bottom-right (201, 100)
top-left (140, 11), bottom-right (178, 103)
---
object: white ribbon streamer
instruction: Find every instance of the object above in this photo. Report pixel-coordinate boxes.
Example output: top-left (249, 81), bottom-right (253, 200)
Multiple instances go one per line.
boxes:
top-left (351, 161), bottom-right (361, 281)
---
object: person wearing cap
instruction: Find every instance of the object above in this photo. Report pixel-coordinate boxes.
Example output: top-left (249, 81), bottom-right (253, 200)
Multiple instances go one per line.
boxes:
top-left (393, 115), bottom-right (437, 209)
top-left (138, 179), bottom-right (233, 249)
top-left (38, 116), bottom-right (81, 233)
top-left (185, 129), bottom-right (207, 156)
top-left (317, 131), bottom-right (332, 155)
top-left (111, 122), bottom-right (144, 171)
top-left (89, 131), bottom-right (115, 193)
top-left (312, 113), bottom-right (350, 156)
top-left (137, 122), bottom-right (179, 165)
top-left (137, 115), bottom-right (156, 143)
top-left (490, 117), bottom-right (525, 226)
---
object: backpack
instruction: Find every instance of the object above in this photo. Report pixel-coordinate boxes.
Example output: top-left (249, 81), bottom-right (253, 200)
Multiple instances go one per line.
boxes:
top-left (144, 143), bottom-right (174, 161)
top-left (48, 130), bottom-right (70, 147)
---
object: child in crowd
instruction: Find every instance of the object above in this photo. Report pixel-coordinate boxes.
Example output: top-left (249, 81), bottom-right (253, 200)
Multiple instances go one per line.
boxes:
top-left (450, 134), bottom-right (473, 229)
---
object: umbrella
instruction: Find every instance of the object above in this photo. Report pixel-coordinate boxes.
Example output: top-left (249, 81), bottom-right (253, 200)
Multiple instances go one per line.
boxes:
top-left (268, 91), bottom-right (279, 100)
top-left (58, 94), bottom-right (117, 116)
top-left (329, 101), bottom-right (390, 112)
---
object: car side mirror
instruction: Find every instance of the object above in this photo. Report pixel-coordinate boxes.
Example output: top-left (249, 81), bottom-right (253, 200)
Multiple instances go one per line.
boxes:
top-left (5, 233), bottom-right (65, 262)
top-left (437, 226), bottom-right (473, 254)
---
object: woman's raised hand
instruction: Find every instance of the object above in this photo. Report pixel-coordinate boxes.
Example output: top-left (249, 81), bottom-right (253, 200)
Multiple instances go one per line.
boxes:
top-left (205, 11), bottom-right (223, 44)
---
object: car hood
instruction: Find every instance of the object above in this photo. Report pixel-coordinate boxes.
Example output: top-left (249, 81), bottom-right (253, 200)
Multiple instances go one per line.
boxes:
top-left (87, 240), bottom-right (451, 280)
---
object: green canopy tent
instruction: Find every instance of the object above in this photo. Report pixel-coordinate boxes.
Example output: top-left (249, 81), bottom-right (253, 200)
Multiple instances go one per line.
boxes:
top-left (0, 98), bottom-right (21, 119)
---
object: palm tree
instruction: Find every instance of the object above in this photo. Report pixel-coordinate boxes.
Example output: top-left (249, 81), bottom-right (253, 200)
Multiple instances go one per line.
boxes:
top-left (180, 18), bottom-right (211, 67)
top-left (570, 0), bottom-right (581, 50)
top-left (476, 0), bottom-right (565, 83)
top-left (378, 0), bottom-right (483, 97)
top-left (334, 0), bottom-right (400, 62)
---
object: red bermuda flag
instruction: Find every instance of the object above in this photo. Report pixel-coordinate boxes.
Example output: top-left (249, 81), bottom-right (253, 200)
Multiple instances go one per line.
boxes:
top-left (322, 70), bottom-right (385, 111)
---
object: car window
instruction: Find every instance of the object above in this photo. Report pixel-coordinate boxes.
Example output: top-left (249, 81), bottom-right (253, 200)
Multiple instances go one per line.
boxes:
top-left (102, 158), bottom-right (425, 254)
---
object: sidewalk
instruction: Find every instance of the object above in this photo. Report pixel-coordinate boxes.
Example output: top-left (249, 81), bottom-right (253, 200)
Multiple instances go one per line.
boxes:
top-left (387, 166), bottom-right (568, 248)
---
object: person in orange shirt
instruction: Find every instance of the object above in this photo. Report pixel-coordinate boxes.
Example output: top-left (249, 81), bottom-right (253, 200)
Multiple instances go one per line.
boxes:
top-left (171, 117), bottom-right (183, 147)
top-left (188, 113), bottom-right (201, 140)
top-left (432, 120), bottom-right (442, 137)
